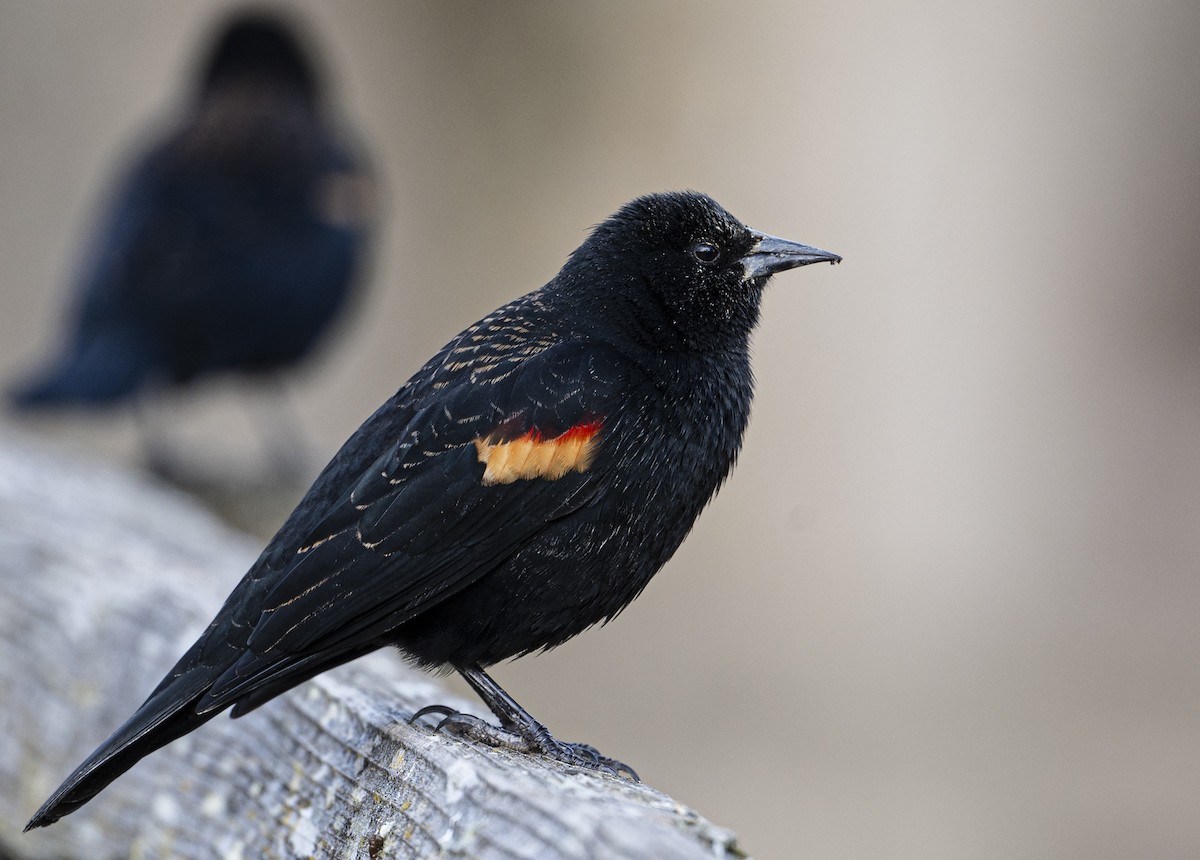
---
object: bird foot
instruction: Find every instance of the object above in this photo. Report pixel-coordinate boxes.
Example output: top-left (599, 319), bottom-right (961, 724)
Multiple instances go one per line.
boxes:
top-left (413, 705), bottom-right (639, 781)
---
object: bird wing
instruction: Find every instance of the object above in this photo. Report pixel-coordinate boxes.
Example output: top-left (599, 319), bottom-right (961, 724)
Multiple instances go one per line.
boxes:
top-left (198, 340), bottom-right (636, 711)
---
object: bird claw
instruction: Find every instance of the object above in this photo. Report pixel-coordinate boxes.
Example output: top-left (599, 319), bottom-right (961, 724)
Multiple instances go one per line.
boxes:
top-left (548, 740), bottom-right (640, 782)
top-left (415, 706), bottom-right (639, 781)
top-left (409, 703), bottom-right (459, 726)
top-left (435, 711), bottom-right (531, 750)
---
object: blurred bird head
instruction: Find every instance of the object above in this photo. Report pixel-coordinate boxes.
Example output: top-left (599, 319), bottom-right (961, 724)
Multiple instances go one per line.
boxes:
top-left (562, 191), bottom-right (840, 352)
top-left (198, 11), bottom-right (320, 106)
top-left (180, 10), bottom-right (330, 177)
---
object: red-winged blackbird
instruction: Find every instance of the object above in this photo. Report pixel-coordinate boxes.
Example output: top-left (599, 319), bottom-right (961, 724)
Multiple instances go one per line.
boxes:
top-left (26, 191), bottom-right (839, 829)
top-left (10, 12), bottom-right (372, 410)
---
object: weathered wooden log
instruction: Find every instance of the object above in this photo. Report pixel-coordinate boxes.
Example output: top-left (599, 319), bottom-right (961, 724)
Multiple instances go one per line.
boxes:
top-left (0, 434), bottom-right (743, 859)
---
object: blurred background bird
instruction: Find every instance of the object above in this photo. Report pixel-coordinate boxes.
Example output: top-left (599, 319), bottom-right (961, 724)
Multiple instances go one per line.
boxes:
top-left (8, 9), bottom-right (374, 480)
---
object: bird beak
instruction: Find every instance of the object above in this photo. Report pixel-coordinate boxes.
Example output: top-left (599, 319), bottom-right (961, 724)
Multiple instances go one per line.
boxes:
top-left (740, 230), bottom-right (841, 281)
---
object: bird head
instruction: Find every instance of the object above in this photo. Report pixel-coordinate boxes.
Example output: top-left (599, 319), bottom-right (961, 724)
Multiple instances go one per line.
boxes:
top-left (198, 12), bottom-right (320, 106)
top-left (560, 191), bottom-right (840, 353)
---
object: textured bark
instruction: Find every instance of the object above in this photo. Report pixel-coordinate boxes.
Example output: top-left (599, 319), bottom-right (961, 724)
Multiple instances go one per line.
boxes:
top-left (0, 435), bottom-right (744, 859)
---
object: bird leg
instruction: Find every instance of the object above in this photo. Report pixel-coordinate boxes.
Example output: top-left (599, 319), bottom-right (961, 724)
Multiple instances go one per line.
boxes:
top-left (134, 385), bottom-right (187, 480)
top-left (413, 665), bottom-right (639, 781)
top-left (245, 377), bottom-right (314, 482)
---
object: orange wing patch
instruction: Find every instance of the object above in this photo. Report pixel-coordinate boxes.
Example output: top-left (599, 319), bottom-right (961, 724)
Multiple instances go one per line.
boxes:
top-left (474, 420), bottom-right (603, 486)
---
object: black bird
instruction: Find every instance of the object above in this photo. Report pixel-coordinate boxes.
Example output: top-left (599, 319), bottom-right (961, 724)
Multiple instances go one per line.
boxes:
top-left (10, 13), bottom-right (371, 416)
top-left (26, 191), bottom-right (839, 829)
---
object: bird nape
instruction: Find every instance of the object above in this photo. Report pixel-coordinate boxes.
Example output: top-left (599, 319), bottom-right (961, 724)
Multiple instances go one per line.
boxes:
top-left (26, 190), bottom-right (839, 830)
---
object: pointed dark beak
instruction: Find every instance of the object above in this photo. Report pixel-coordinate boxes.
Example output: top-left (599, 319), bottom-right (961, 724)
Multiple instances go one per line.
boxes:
top-left (740, 229), bottom-right (841, 280)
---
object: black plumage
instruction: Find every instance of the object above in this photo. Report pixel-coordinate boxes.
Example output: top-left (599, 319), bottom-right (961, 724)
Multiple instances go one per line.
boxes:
top-left (27, 191), bottom-right (839, 828)
top-left (10, 13), bottom-right (371, 408)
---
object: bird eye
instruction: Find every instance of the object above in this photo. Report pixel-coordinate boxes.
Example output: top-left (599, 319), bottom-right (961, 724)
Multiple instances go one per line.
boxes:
top-left (690, 242), bottom-right (720, 264)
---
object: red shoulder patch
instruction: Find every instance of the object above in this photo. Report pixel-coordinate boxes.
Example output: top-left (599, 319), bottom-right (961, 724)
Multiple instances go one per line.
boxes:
top-left (474, 419), bottom-right (603, 485)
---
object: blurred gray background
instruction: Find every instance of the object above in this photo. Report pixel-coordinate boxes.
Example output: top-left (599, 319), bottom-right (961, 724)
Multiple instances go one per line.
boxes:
top-left (2, 1), bottom-right (1199, 857)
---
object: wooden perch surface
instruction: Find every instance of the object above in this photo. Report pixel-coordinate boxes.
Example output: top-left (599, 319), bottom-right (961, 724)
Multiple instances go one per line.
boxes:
top-left (0, 434), bottom-right (744, 859)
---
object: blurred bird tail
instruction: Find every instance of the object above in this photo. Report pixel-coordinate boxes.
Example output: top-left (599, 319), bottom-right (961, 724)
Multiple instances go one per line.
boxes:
top-left (9, 330), bottom-right (150, 410)
top-left (24, 682), bottom-right (216, 830)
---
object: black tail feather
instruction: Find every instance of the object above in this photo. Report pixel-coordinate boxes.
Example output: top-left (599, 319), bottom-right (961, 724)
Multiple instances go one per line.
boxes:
top-left (25, 685), bottom-right (216, 830)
